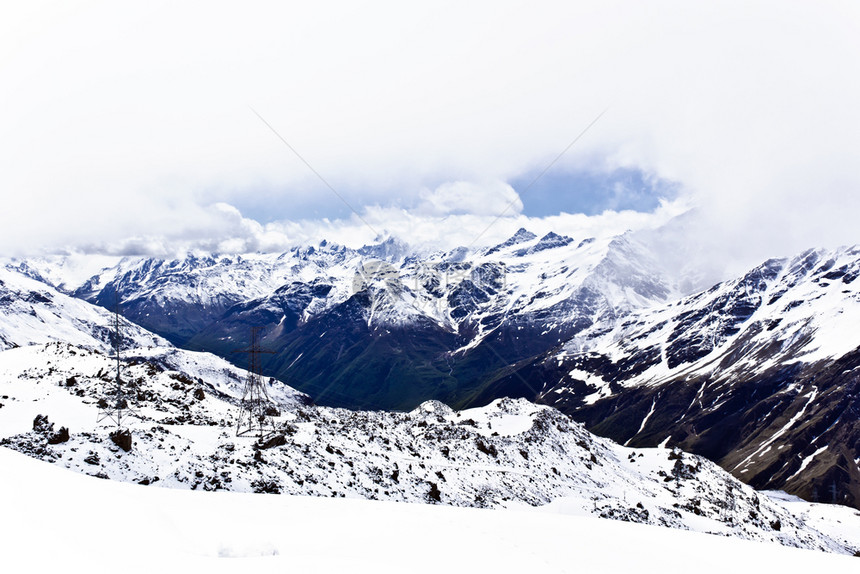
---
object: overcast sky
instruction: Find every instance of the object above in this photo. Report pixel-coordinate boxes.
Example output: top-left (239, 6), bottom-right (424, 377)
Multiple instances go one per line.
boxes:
top-left (2, 1), bottom-right (859, 273)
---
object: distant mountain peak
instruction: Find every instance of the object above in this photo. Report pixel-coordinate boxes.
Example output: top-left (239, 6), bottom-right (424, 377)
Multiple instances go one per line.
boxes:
top-left (485, 228), bottom-right (538, 255)
top-left (357, 236), bottom-right (409, 261)
top-left (514, 232), bottom-right (574, 256)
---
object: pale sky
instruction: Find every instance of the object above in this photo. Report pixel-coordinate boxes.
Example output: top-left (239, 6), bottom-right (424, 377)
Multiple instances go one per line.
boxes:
top-left (2, 1), bottom-right (859, 273)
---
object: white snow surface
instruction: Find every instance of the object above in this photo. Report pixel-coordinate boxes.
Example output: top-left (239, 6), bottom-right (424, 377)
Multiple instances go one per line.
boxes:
top-left (2, 447), bottom-right (859, 573)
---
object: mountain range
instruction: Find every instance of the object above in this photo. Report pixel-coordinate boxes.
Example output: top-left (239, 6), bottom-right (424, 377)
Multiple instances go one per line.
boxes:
top-left (4, 220), bottom-right (860, 512)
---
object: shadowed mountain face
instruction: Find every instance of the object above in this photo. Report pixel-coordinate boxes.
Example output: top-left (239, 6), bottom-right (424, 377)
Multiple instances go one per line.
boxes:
top-left (10, 234), bottom-right (860, 509)
top-left (56, 230), bottom-right (677, 412)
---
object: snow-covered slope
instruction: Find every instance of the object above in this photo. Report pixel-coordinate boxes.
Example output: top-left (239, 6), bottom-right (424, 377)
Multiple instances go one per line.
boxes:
top-left (0, 267), bottom-right (166, 351)
top-left (4, 447), bottom-right (858, 574)
top-left (0, 266), bottom-right (309, 428)
top-left (486, 246), bottom-right (860, 508)
top-left (553, 246), bottom-right (860, 385)
top-left (9, 236), bottom-right (860, 517)
top-left (3, 248), bottom-right (860, 558)
top-left (0, 339), bottom-right (858, 556)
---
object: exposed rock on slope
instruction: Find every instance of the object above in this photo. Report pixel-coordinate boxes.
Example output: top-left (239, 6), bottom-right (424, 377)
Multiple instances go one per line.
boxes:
top-left (0, 342), bottom-right (857, 555)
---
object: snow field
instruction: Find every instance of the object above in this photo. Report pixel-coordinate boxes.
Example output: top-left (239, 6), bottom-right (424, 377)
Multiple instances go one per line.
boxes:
top-left (2, 447), bottom-right (858, 574)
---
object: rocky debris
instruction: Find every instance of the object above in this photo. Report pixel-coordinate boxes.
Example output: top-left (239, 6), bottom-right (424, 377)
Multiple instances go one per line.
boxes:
top-left (252, 479), bottom-right (281, 494)
top-left (32, 414), bottom-right (70, 445)
top-left (427, 481), bottom-right (442, 503)
top-left (4, 395), bottom-right (857, 555)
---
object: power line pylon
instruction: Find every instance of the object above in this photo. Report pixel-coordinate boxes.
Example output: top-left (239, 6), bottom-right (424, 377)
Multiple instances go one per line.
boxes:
top-left (233, 327), bottom-right (277, 438)
top-left (97, 302), bottom-right (138, 428)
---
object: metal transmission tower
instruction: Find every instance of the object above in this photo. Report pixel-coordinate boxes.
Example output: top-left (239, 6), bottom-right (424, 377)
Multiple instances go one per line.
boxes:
top-left (97, 303), bottom-right (138, 427)
top-left (234, 327), bottom-right (278, 438)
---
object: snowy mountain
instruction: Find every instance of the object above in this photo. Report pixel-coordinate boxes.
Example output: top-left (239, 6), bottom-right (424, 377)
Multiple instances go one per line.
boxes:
top-left (2, 255), bottom-right (860, 557)
top-left (0, 266), bottom-right (309, 414)
top-left (485, 247), bottom-right (860, 509)
top-left (7, 231), bottom-right (860, 513)
top-left (0, 267), bottom-right (166, 352)
top-left (8, 228), bottom-right (680, 411)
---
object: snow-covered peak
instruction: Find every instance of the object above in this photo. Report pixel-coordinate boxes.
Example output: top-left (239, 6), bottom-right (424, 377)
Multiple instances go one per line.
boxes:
top-left (357, 236), bottom-right (410, 262)
top-left (0, 267), bottom-right (166, 352)
top-left (485, 227), bottom-right (538, 255)
top-left (561, 243), bottom-right (860, 378)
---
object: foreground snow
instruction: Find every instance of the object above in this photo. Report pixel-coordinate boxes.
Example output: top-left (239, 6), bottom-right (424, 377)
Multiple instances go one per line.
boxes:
top-left (1, 447), bottom-right (856, 573)
top-left (3, 340), bottom-right (860, 557)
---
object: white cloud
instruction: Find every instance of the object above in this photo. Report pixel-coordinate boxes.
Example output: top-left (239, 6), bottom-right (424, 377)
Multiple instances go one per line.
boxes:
top-left (270, 196), bottom-right (690, 255)
top-left (417, 181), bottom-right (523, 217)
top-left (1, 1), bottom-right (859, 267)
top-left (29, 193), bottom-right (688, 261)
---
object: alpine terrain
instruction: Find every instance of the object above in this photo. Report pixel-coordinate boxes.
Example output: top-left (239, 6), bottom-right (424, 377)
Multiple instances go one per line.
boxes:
top-left (4, 221), bottom-right (860, 518)
top-left (1, 265), bottom-right (859, 558)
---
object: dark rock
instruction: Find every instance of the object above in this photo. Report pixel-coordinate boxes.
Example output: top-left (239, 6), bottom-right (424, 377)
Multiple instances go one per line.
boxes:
top-left (33, 414), bottom-right (52, 433)
top-left (427, 481), bottom-right (442, 503)
top-left (84, 451), bottom-right (100, 465)
top-left (252, 479), bottom-right (281, 494)
top-left (47, 427), bottom-right (70, 445)
top-left (109, 429), bottom-right (133, 452)
top-left (257, 433), bottom-right (287, 450)
top-left (193, 388), bottom-right (205, 401)
top-left (475, 439), bottom-right (498, 458)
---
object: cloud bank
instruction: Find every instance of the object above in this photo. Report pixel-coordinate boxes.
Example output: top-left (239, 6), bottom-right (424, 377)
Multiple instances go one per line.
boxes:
top-left (1, 1), bottom-right (859, 271)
